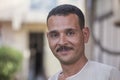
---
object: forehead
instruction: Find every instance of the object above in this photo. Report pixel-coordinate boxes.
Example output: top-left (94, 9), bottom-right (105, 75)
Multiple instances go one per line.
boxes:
top-left (47, 14), bottom-right (80, 31)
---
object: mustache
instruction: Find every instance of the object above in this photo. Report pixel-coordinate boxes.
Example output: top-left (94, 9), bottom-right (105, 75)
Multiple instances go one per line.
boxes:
top-left (56, 46), bottom-right (73, 52)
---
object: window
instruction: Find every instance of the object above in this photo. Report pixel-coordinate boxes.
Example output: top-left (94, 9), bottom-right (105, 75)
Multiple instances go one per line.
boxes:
top-left (30, 0), bottom-right (57, 11)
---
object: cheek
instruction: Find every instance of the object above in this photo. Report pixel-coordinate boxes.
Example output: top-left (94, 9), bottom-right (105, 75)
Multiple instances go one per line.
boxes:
top-left (48, 39), bottom-right (57, 49)
top-left (69, 35), bottom-right (84, 47)
top-left (48, 40), bottom-right (53, 47)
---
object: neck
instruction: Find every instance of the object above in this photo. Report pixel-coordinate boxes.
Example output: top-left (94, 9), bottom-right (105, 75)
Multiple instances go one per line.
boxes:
top-left (60, 55), bottom-right (88, 79)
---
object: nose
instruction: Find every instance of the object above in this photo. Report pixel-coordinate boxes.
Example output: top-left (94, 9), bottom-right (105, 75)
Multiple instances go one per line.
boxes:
top-left (58, 34), bottom-right (68, 45)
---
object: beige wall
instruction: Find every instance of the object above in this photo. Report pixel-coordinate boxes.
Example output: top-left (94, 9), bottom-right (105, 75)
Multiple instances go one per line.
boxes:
top-left (89, 0), bottom-right (120, 70)
top-left (1, 22), bottom-right (48, 79)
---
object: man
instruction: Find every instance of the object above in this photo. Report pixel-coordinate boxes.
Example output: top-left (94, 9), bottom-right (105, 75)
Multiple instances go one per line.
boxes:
top-left (46, 4), bottom-right (120, 80)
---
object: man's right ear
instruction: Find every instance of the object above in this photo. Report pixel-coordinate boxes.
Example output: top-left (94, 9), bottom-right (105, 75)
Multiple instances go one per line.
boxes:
top-left (82, 27), bottom-right (90, 43)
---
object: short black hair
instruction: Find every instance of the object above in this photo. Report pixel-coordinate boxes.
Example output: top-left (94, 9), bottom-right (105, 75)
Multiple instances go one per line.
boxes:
top-left (47, 4), bottom-right (85, 29)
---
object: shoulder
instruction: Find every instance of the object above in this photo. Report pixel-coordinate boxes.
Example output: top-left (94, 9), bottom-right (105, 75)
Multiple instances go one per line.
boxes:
top-left (109, 67), bottom-right (120, 80)
top-left (48, 71), bottom-right (61, 80)
top-left (88, 61), bottom-right (114, 70)
top-left (88, 61), bottom-right (120, 79)
top-left (87, 61), bottom-right (116, 75)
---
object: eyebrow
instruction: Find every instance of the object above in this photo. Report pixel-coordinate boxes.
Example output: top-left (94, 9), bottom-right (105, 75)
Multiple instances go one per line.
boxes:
top-left (65, 28), bottom-right (77, 31)
top-left (48, 30), bottom-right (58, 34)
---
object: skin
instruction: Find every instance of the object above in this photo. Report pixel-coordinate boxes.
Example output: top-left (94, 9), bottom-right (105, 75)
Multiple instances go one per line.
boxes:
top-left (47, 14), bottom-right (89, 80)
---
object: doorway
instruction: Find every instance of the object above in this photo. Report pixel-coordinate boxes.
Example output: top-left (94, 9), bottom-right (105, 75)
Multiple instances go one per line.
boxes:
top-left (29, 32), bottom-right (46, 80)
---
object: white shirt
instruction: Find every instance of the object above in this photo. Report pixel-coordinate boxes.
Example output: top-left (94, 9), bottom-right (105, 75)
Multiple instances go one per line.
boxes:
top-left (48, 61), bottom-right (120, 80)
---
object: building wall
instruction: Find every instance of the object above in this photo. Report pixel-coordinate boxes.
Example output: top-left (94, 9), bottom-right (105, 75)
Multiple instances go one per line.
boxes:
top-left (86, 0), bottom-right (120, 70)
top-left (1, 22), bottom-right (48, 79)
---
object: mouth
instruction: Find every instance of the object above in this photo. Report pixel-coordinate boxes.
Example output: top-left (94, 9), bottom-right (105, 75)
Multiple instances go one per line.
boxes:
top-left (56, 46), bottom-right (73, 53)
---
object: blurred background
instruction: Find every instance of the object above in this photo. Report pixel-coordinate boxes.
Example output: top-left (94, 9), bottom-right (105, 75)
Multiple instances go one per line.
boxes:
top-left (0, 0), bottom-right (120, 80)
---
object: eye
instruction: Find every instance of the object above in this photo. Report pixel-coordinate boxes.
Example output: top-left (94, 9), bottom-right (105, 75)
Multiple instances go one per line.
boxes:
top-left (48, 32), bottom-right (59, 39)
top-left (66, 30), bottom-right (75, 36)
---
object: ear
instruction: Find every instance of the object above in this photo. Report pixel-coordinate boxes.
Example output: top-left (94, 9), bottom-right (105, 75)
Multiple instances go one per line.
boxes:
top-left (82, 27), bottom-right (90, 43)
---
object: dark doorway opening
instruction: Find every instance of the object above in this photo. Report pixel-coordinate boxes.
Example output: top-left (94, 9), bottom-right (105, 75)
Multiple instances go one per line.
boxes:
top-left (29, 32), bottom-right (46, 80)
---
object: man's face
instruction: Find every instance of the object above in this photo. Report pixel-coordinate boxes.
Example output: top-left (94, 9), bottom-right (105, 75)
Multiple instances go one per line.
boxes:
top-left (47, 14), bottom-right (89, 65)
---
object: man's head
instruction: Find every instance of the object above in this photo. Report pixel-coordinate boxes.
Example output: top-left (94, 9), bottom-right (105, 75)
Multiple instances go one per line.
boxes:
top-left (47, 4), bottom-right (89, 65)
top-left (47, 4), bottom-right (85, 29)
